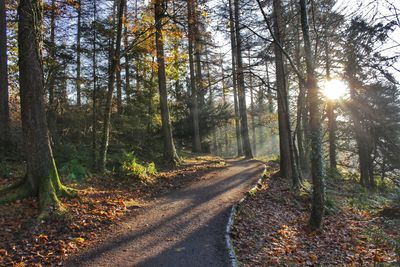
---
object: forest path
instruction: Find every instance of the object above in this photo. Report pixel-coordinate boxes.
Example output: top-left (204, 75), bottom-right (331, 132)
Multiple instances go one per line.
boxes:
top-left (66, 159), bottom-right (264, 267)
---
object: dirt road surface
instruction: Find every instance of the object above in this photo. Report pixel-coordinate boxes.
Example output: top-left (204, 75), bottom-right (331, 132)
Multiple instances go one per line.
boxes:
top-left (66, 159), bottom-right (264, 267)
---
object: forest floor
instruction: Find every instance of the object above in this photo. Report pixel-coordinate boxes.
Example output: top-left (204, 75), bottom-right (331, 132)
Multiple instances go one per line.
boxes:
top-left (0, 156), bottom-right (265, 266)
top-left (232, 163), bottom-right (400, 266)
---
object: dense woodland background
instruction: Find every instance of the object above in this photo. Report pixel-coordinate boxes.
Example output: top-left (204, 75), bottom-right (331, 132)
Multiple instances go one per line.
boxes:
top-left (0, 0), bottom-right (400, 265)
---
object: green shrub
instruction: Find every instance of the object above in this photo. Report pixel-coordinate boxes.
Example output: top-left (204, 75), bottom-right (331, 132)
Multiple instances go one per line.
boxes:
top-left (121, 152), bottom-right (157, 181)
top-left (60, 159), bottom-right (87, 181)
top-left (325, 194), bottom-right (340, 214)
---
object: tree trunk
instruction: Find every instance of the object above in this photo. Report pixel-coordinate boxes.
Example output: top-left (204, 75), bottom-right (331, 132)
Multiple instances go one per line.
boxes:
top-left (76, 0), bottom-right (82, 106)
top-left (193, 2), bottom-right (205, 114)
top-left (273, 0), bottom-right (299, 186)
top-left (228, 0), bottom-right (243, 157)
top-left (47, 0), bottom-right (58, 144)
top-left (0, 0), bottom-right (10, 150)
top-left (99, 0), bottom-right (125, 172)
top-left (116, 56), bottom-right (122, 114)
top-left (124, 0), bottom-right (131, 103)
top-left (92, 0), bottom-right (98, 167)
top-left (155, 0), bottom-right (179, 165)
top-left (300, 0), bottom-right (325, 230)
top-left (325, 31), bottom-right (337, 171)
top-left (248, 49), bottom-right (257, 156)
top-left (0, 0), bottom-right (75, 216)
top-left (219, 56), bottom-right (229, 155)
top-left (233, 0), bottom-right (253, 159)
top-left (294, 19), bottom-right (308, 176)
top-left (187, 0), bottom-right (201, 153)
top-left (345, 37), bottom-right (374, 188)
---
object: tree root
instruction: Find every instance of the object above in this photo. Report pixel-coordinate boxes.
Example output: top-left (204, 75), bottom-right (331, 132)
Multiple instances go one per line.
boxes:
top-left (0, 169), bottom-right (79, 221)
top-left (0, 178), bottom-right (24, 194)
top-left (0, 181), bottom-right (33, 204)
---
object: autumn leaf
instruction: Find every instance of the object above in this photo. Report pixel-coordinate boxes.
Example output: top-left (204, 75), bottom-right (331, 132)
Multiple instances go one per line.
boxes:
top-left (74, 237), bottom-right (85, 245)
top-left (309, 253), bottom-right (318, 262)
top-left (37, 234), bottom-right (49, 243)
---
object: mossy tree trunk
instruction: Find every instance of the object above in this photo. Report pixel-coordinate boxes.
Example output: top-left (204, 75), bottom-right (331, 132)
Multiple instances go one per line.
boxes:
top-left (0, 0), bottom-right (75, 217)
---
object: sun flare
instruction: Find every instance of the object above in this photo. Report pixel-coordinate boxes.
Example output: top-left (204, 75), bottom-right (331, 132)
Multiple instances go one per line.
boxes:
top-left (321, 79), bottom-right (348, 100)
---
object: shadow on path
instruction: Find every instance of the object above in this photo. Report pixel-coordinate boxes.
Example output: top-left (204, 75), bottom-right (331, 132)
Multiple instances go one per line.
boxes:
top-left (66, 159), bottom-right (264, 267)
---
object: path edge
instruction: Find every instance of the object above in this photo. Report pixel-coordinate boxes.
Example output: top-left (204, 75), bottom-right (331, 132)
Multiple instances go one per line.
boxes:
top-left (225, 163), bottom-right (267, 267)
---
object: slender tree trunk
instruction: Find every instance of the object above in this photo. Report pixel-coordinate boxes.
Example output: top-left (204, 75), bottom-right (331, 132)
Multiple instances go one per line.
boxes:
top-left (116, 57), bottom-right (122, 114)
top-left (155, 0), bottom-right (179, 165)
top-left (233, 0), bottom-right (253, 159)
top-left (49, 0), bottom-right (56, 107)
top-left (76, 0), bottom-right (82, 106)
top-left (228, 0), bottom-right (243, 156)
top-left (325, 34), bottom-right (337, 171)
top-left (115, 0), bottom-right (123, 114)
top-left (273, 0), bottom-right (299, 186)
top-left (92, 0), bottom-right (98, 167)
top-left (206, 49), bottom-right (220, 153)
top-left (99, 0), bottom-right (125, 172)
top-left (300, 0), bottom-right (325, 229)
top-left (248, 49), bottom-right (257, 156)
top-left (219, 57), bottom-right (229, 155)
top-left (294, 19), bottom-right (308, 176)
top-left (1, 0), bottom-right (75, 216)
top-left (47, 0), bottom-right (58, 143)
top-left (187, 0), bottom-right (201, 152)
top-left (0, 0), bottom-right (10, 150)
top-left (193, 2), bottom-right (205, 113)
top-left (265, 60), bottom-right (275, 154)
top-left (345, 34), bottom-right (374, 188)
top-left (124, 1), bottom-right (131, 103)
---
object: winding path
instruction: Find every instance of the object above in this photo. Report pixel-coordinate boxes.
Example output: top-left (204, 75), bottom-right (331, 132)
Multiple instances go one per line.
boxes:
top-left (66, 159), bottom-right (264, 267)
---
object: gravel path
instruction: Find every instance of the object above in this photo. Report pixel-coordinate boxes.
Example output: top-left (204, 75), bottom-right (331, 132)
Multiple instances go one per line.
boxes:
top-left (66, 159), bottom-right (264, 267)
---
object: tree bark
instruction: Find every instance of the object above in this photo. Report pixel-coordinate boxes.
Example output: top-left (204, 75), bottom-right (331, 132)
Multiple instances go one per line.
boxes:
top-left (248, 49), bottom-right (257, 156)
top-left (300, 0), bottom-right (325, 229)
top-left (273, 0), bottom-right (299, 186)
top-left (228, 0), bottom-right (243, 157)
top-left (233, 0), bottom-right (253, 159)
top-left (47, 0), bottom-right (58, 144)
top-left (345, 27), bottom-right (374, 188)
top-left (124, 0), bottom-right (131, 103)
top-left (76, 0), bottom-right (82, 106)
top-left (294, 16), bottom-right (308, 176)
top-left (99, 0), bottom-right (125, 172)
top-left (0, 0), bottom-right (10, 150)
top-left (325, 28), bottom-right (337, 171)
top-left (1, 0), bottom-right (75, 216)
top-left (155, 0), bottom-right (179, 165)
top-left (92, 0), bottom-right (98, 167)
top-left (187, 0), bottom-right (201, 153)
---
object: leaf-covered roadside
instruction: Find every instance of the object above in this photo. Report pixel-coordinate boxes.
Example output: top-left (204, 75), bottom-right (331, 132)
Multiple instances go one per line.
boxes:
top-left (231, 163), bottom-right (400, 266)
top-left (0, 156), bottom-right (225, 266)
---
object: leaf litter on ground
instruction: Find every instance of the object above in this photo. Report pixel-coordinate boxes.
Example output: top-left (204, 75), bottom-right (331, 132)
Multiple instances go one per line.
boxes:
top-left (232, 162), bottom-right (399, 266)
top-left (0, 155), bottom-right (225, 266)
